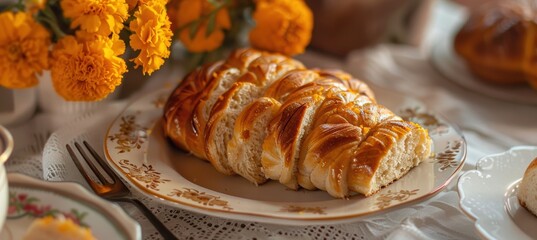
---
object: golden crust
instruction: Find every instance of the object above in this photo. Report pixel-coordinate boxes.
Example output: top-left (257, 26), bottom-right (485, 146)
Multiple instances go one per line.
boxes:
top-left (162, 61), bottom-right (224, 153)
top-left (523, 157), bottom-right (537, 178)
top-left (261, 102), bottom-right (308, 188)
top-left (223, 48), bottom-right (264, 71)
top-left (316, 69), bottom-right (376, 100)
top-left (299, 123), bottom-right (363, 193)
top-left (347, 120), bottom-right (415, 196)
top-left (264, 69), bottom-right (319, 101)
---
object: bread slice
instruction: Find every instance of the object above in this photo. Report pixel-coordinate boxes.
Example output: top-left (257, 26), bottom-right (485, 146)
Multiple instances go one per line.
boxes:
top-left (303, 96), bottom-right (420, 198)
top-left (298, 92), bottom-right (368, 192)
top-left (261, 94), bottom-right (325, 189)
top-left (163, 61), bottom-right (224, 153)
top-left (197, 69), bottom-right (242, 123)
top-left (227, 97), bottom-right (281, 184)
top-left (347, 120), bottom-right (432, 196)
top-left (185, 68), bottom-right (242, 158)
top-left (185, 49), bottom-right (269, 158)
top-left (183, 49), bottom-right (302, 159)
top-left (518, 157), bottom-right (537, 216)
top-left (205, 82), bottom-right (261, 175)
top-left (262, 86), bottom-right (361, 190)
top-left (299, 123), bottom-right (363, 195)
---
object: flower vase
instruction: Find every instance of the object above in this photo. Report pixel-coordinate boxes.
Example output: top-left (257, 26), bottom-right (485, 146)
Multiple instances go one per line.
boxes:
top-left (0, 86), bottom-right (37, 127)
top-left (37, 71), bottom-right (120, 114)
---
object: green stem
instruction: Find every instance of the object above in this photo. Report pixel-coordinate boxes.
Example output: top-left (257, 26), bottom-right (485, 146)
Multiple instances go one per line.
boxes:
top-left (37, 16), bottom-right (66, 38)
top-left (174, 0), bottom-right (231, 36)
top-left (15, 0), bottom-right (24, 10)
top-left (6, 2), bottom-right (24, 11)
top-left (39, 5), bottom-right (66, 39)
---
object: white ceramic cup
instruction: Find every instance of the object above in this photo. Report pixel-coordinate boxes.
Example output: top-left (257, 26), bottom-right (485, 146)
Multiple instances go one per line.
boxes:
top-left (0, 125), bottom-right (13, 230)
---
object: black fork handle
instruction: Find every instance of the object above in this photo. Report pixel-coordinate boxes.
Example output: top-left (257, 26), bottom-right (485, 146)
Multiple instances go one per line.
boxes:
top-left (115, 198), bottom-right (178, 240)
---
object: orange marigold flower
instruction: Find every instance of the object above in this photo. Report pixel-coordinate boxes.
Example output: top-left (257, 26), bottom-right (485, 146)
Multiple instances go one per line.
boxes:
top-left (50, 35), bottom-right (127, 101)
top-left (176, 0), bottom-right (231, 52)
top-left (129, 1), bottom-right (173, 75)
top-left (249, 0), bottom-right (313, 56)
top-left (61, 0), bottom-right (129, 36)
top-left (0, 12), bottom-right (50, 89)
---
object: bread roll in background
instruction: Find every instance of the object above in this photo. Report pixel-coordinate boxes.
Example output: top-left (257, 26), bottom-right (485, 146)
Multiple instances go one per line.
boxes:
top-left (453, 1), bottom-right (537, 87)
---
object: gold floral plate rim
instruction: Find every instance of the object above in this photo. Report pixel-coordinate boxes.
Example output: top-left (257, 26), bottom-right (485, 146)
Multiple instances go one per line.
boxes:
top-left (103, 87), bottom-right (467, 225)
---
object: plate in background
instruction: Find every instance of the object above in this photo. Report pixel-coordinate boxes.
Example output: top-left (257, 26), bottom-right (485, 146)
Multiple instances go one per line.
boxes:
top-left (431, 35), bottom-right (537, 105)
top-left (0, 173), bottom-right (141, 240)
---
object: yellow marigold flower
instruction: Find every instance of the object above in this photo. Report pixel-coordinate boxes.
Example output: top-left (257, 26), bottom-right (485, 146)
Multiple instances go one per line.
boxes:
top-left (61, 0), bottom-right (129, 36)
top-left (50, 35), bottom-right (126, 101)
top-left (176, 0), bottom-right (231, 52)
top-left (129, 1), bottom-right (173, 75)
top-left (249, 0), bottom-right (313, 56)
top-left (0, 12), bottom-right (50, 89)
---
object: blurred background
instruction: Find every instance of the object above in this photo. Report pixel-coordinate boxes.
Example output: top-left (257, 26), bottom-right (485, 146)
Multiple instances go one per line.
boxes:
top-left (305, 0), bottom-right (496, 57)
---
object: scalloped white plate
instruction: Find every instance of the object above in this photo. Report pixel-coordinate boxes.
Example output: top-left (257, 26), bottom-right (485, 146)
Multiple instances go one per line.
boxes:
top-left (103, 87), bottom-right (466, 226)
top-left (431, 34), bottom-right (537, 105)
top-left (458, 146), bottom-right (537, 240)
top-left (0, 173), bottom-right (141, 240)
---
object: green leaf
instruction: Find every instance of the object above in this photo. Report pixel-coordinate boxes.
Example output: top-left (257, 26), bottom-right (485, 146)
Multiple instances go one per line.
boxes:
top-left (206, 12), bottom-right (217, 37)
top-left (207, 0), bottom-right (219, 6)
top-left (189, 20), bottom-right (201, 39)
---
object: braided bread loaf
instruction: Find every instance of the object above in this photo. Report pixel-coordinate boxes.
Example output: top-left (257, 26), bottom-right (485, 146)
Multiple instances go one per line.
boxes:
top-left (163, 48), bottom-right (432, 198)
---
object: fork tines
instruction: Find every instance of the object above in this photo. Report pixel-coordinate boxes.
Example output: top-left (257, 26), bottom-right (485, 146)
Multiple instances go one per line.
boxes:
top-left (66, 141), bottom-right (117, 185)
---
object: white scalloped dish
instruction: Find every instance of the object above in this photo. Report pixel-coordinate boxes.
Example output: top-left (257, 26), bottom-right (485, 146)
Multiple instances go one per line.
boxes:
top-left (458, 146), bottom-right (537, 240)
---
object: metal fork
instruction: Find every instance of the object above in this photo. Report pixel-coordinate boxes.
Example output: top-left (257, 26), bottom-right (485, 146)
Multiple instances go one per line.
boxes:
top-left (67, 141), bottom-right (177, 240)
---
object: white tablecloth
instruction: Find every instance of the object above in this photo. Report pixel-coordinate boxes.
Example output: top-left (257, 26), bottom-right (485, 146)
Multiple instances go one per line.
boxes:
top-left (5, 1), bottom-right (537, 239)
